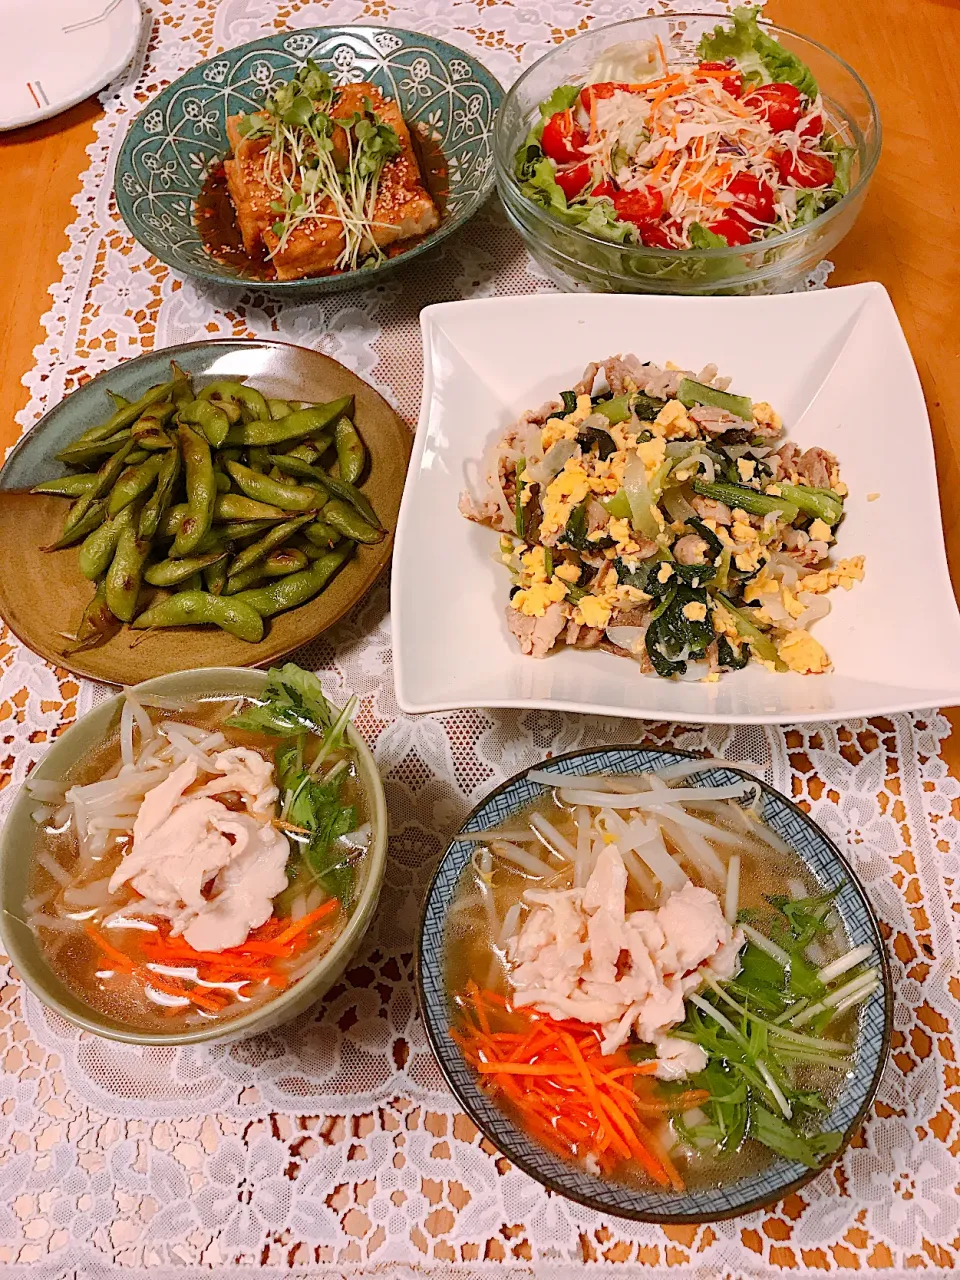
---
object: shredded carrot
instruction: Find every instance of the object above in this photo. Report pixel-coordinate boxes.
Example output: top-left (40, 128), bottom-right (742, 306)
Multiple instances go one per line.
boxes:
top-left (655, 33), bottom-right (668, 76)
top-left (86, 924), bottom-right (135, 972)
top-left (273, 899), bottom-right (339, 947)
top-left (454, 988), bottom-right (686, 1189)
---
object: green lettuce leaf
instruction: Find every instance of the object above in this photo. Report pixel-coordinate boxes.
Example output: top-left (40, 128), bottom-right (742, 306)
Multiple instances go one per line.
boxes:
top-left (689, 222), bottom-right (729, 249)
top-left (698, 5), bottom-right (819, 99)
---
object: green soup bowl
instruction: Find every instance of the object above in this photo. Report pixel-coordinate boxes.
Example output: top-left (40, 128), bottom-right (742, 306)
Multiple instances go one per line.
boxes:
top-left (0, 667), bottom-right (387, 1045)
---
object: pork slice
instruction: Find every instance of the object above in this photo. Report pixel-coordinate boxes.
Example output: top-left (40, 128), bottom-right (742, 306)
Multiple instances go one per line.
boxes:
top-left (573, 361), bottom-right (600, 397)
top-left (769, 440), bottom-right (801, 482)
top-left (458, 490), bottom-right (508, 532)
top-left (505, 602), bottom-right (566, 658)
top-left (797, 446), bottom-right (837, 489)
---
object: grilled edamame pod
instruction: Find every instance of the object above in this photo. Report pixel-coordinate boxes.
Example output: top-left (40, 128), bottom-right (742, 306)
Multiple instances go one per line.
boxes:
top-left (131, 591), bottom-right (264, 643)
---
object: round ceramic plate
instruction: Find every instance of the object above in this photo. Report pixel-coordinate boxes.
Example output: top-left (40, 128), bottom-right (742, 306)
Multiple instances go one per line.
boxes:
top-left (0, 0), bottom-right (142, 131)
top-left (417, 746), bottom-right (892, 1223)
top-left (114, 26), bottom-right (502, 295)
top-left (0, 340), bottom-right (409, 685)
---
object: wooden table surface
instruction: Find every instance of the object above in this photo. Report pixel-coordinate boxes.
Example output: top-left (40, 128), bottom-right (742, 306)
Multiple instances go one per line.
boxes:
top-left (1, 0), bottom-right (958, 754)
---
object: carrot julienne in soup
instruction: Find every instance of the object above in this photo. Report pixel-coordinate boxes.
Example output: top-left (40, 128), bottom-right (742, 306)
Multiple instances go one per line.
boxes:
top-left (446, 762), bottom-right (882, 1190)
top-left (22, 664), bottom-right (370, 1032)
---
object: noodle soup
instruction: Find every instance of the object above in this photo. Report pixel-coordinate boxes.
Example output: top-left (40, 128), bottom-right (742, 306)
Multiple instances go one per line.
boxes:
top-left (22, 664), bottom-right (373, 1035)
top-left (445, 762), bottom-right (880, 1194)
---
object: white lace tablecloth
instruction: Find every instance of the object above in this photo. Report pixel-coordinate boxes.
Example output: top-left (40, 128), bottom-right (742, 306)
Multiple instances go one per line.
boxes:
top-left (2, 2), bottom-right (959, 1276)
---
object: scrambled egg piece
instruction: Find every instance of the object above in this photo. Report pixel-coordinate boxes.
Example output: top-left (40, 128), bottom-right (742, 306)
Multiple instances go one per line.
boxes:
top-left (512, 581), bottom-right (567, 617)
top-left (657, 562), bottom-right (674, 585)
top-left (682, 601), bottom-right (707, 622)
top-left (637, 434), bottom-right (667, 481)
top-left (540, 460), bottom-right (591, 538)
top-left (798, 556), bottom-right (865, 594)
top-left (737, 458), bottom-right (756, 482)
top-left (701, 671), bottom-right (720, 683)
top-left (654, 399), bottom-right (697, 439)
top-left (555, 561), bottom-right (581, 583)
top-left (576, 579), bottom-right (620, 630)
top-left (540, 394), bottom-right (594, 451)
top-left (781, 587), bottom-right (806, 620)
top-left (511, 545), bottom-right (568, 618)
top-left (828, 463), bottom-right (848, 497)
top-left (752, 401), bottom-right (782, 433)
top-left (808, 518), bottom-right (833, 543)
top-left (711, 605), bottom-right (739, 641)
top-left (777, 630), bottom-right (831, 674)
top-left (607, 516), bottom-right (645, 557)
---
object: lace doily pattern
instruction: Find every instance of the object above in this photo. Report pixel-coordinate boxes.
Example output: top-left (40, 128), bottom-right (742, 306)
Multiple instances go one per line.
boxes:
top-left (2, 0), bottom-right (959, 1275)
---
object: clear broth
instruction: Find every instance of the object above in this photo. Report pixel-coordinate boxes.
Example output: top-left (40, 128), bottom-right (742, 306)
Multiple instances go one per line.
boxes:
top-left (26, 696), bottom-right (368, 1033)
top-left (444, 790), bottom-right (853, 1193)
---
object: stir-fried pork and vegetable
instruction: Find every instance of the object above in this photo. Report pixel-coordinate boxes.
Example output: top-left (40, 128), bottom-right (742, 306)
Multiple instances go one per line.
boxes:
top-left (460, 355), bottom-right (862, 677)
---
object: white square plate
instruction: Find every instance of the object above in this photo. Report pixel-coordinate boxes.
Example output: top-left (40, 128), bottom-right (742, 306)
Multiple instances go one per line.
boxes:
top-left (392, 285), bottom-right (960, 724)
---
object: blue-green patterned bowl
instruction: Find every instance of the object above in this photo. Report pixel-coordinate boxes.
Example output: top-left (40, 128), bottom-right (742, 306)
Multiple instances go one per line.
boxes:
top-left (417, 746), bottom-right (892, 1223)
top-left (114, 26), bottom-right (502, 294)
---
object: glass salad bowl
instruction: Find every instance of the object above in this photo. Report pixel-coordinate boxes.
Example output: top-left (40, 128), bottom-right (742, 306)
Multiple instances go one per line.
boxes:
top-left (493, 13), bottom-right (880, 295)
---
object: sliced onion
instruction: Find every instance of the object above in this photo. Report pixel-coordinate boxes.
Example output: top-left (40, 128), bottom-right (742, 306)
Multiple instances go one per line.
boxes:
top-left (523, 439), bottom-right (579, 487)
top-left (681, 453), bottom-right (715, 483)
top-left (661, 487), bottom-right (695, 524)
top-left (35, 848), bottom-right (72, 886)
top-left (605, 625), bottom-right (647, 655)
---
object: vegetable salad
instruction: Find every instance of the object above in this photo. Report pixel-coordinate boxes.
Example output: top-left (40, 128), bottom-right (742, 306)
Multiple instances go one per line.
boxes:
top-left (459, 355), bottom-right (863, 679)
top-left (514, 7), bottom-right (854, 251)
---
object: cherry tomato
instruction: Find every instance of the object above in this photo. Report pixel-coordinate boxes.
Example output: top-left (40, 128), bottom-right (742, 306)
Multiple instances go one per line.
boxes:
top-left (612, 186), bottom-right (664, 224)
top-left (590, 179), bottom-right (617, 200)
top-left (743, 82), bottom-right (803, 132)
top-left (580, 82), bottom-right (632, 110)
top-left (555, 161), bottom-right (592, 201)
top-left (725, 172), bottom-right (776, 224)
top-left (697, 60), bottom-right (743, 98)
top-left (776, 148), bottom-right (835, 188)
top-left (708, 213), bottom-right (754, 246)
top-left (799, 112), bottom-right (824, 140)
top-left (637, 222), bottom-right (676, 249)
top-left (541, 110), bottom-right (589, 164)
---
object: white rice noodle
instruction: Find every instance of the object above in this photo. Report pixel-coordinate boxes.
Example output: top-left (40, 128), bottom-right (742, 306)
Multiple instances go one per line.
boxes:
top-left (305, 884), bottom-right (328, 915)
top-left (31, 806), bottom-right (56, 825)
top-left (35, 848), bottom-right (72, 887)
top-left (653, 759), bottom-right (761, 784)
top-left (498, 902), bottom-right (523, 948)
top-left (574, 806), bottom-right (592, 888)
top-left (477, 848), bottom-right (499, 937)
top-left (725, 854), bottom-right (740, 925)
top-left (660, 817), bottom-right (726, 886)
top-left (789, 968), bottom-right (879, 1027)
top-left (641, 803), bottom-right (745, 846)
top-left (741, 922), bottom-right (790, 966)
top-left (528, 812), bottom-right (577, 862)
top-left (609, 814), bottom-right (688, 893)
top-left (124, 691), bottom-right (154, 748)
top-left (289, 893), bottom-right (308, 922)
top-left (832, 979), bottom-right (881, 1016)
top-left (758, 1061), bottom-right (793, 1119)
top-left (620, 845), bottom-right (659, 902)
top-left (817, 943), bottom-right (876, 986)
top-left (646, 783), bottom-right (754, 805)
top-left (489, 840), bottom-right (554, 879)
top-left (120, 698), bottom-right (135, 768)
top-left (26, 778), bottom-right (66, 802)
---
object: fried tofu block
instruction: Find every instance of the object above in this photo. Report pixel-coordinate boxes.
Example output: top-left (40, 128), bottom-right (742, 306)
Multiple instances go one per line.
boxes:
top-left (333, 84), bottom-right (440, 250)
top-left (224, 113), bottom-right (274, 256)
top-left (224, 84), bottom-right (439, 281)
